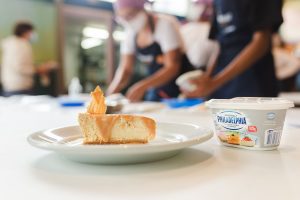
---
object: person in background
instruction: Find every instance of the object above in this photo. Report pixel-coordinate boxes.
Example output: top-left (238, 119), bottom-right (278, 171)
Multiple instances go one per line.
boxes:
top-left (106, 0), bottom-right (193, 102)
top-left (182, 0), bottom-right (283, 99)
top-left (180, 0), bottom-right (218, 70)
top-left (1, 21), bottom-right (55, 97)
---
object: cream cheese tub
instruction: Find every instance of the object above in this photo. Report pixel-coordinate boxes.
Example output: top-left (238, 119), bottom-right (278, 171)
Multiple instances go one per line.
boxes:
top-left (206, 98), bottom-right (294, 150)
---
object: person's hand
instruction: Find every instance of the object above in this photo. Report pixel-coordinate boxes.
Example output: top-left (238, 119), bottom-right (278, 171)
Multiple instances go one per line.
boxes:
top-left (45, 61), bottom-right (58, 69)
top-left (126, 82), bottom-right (147, 102)
top-left (37, 61), bottom-right (58, 75)
top-left (181, 74), bottom-right (218, 98)
top-left (36, 64), bottom-right (49, 75)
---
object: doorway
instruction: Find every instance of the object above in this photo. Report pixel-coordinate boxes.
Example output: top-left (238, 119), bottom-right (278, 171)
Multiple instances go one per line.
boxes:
top-left (57, 3), bottom-right (115, 93)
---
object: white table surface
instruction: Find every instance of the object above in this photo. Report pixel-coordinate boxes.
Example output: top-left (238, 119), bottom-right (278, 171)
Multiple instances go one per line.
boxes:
top-left (1, 96), bottom-right (300, 200)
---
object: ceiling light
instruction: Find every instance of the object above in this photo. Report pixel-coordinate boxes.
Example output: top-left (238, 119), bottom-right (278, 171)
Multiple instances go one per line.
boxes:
top-left (83, 27), bottom-right (109, 40)
top-left (81, 38), bottom-right (103, 49)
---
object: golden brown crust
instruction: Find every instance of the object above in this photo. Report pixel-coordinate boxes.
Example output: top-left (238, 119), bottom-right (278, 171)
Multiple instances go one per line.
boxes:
top-left (83, 140), bottom-right (148, 144)
top-left (142, 117), bottom-right (156, 140)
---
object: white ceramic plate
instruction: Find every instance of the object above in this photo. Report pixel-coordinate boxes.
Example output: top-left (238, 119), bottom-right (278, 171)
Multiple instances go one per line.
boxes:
top-left (27, 122), bottom-right (213, 164)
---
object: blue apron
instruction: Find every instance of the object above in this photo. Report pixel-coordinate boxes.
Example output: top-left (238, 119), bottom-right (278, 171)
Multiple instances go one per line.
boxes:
top-left (210, 0), bottom-right (279, 99)
top-left (135, 16), bottom-right (193, 101)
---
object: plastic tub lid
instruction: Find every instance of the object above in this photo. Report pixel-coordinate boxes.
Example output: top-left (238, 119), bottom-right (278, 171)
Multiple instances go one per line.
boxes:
top-left (205, 97), bottom-right (294, 110)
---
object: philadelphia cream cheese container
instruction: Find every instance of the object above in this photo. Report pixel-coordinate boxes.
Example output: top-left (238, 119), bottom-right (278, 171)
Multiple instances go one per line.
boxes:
top-left (206, 97), bottom-right (294, 150)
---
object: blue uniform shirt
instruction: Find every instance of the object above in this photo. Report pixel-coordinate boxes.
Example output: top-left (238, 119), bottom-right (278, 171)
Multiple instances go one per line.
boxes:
top-left (209, 0), bottom-right (283, 99)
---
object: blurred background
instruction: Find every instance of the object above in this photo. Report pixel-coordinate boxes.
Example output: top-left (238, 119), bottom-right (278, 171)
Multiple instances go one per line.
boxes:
top-left (0, 0), bottom-right (299, 97)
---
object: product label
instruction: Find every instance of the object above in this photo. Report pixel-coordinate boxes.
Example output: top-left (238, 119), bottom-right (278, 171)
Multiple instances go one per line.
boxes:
top-left (211, 108), bottom-right (286, 149)
top-left (214, 110), bottom-right (257, 148)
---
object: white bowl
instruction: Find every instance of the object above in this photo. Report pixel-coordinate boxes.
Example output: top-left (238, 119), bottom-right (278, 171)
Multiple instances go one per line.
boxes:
top-left (176, 70), bottom-right (203, 92)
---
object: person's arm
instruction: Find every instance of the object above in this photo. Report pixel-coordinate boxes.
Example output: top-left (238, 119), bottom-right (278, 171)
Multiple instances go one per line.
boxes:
top-left (35, 61), bottom-right (58, 75)
top-left (126, 48), bottom-right (181, 101)
top-left (136, 15), bottom-right (181, 89)
top-left (140, 49), bottom-right (180, 88)
top-left (106, 54), bottom-right (135, 95)
top-left (212, 29), bottom-right (271, 90)
top-left (183, 29), bottom-right (272, 97)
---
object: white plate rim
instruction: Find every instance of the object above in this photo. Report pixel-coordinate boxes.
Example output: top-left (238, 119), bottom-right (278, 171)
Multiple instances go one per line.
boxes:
top-left (27, 122), bottom-right (213, 154)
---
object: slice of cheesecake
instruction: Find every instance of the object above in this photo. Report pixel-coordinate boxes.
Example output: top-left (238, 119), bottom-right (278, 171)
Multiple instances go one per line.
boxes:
top-left (78, 113), bottom-right (156, 144)
top-left (78, 86), bottom-right (156, 144)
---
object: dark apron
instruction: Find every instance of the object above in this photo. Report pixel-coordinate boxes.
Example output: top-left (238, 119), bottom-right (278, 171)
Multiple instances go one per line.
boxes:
top-left (210, 0), bottom-right (279, 99)
top-left (135, 16), bottom-right (194, 101)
